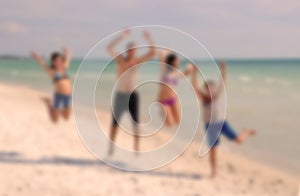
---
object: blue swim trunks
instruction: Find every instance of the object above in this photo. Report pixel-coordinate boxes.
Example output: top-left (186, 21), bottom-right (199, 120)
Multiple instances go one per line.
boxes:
top-left (205, 121), bottom-right (237, 147)
top-left (53, 93), bottom-right (71, 109)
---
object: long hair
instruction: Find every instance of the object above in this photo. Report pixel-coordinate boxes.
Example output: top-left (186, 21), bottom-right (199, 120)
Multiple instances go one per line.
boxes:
top-left (165, 53), bottom-right (177, 72)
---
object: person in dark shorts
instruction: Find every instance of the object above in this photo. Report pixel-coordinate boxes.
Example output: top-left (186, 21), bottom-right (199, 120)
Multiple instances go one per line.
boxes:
top-left (111, 91), bottom-right (139, 127)
top-left (107, 29), bottom-right (155, 156)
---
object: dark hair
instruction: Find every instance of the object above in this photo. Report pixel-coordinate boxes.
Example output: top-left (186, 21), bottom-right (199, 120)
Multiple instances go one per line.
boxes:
top-left (127, 42), bottom-right (136, 49)
top-left (50, 52), bottom-right (63, 69)
top-left (165, 53), bottom-right (177, 72)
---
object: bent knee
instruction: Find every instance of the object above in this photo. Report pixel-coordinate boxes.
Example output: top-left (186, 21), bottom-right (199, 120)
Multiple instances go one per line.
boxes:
top-left (174, 118), bottom-right (180, 125)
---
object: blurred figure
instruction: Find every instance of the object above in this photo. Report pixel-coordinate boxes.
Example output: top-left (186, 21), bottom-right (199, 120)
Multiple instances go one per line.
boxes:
top-left (107, 29), bottom-right (155, 156)
top-left (157, 50), bottom-right (193, 126)
top-left (31, 48), bottom-right (72, 123)
top-left (191, 62), bottom-right (255, 178)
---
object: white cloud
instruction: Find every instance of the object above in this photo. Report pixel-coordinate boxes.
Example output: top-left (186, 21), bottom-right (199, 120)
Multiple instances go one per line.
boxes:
top-left (0, 21), bottom-right (29, 34)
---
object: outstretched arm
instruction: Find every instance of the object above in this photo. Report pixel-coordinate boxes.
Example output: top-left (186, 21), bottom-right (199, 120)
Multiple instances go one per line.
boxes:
top-left (169, 63), bottom-right (193, 79)
top-left (31, 51), bottom-right (53, 77)
top-left (191, 65), bottom-right (205, 100)
top-left (137, 31), bottom-right (155, 64)
top-left (107, 29), bottom-right (129, 64)
top-left (62, 47), bottom-right (71, 69)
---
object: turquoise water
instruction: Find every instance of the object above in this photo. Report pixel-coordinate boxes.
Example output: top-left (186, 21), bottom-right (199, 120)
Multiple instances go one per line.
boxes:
top-left (0, 58), bottom-right (300, 174)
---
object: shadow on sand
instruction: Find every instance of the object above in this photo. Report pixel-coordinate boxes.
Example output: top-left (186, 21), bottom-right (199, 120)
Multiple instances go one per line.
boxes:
top-left (0, 151), bottom-right (202, 180)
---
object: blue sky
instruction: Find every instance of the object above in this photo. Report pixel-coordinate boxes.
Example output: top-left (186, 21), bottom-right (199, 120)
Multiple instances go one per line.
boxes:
top-left (0, 0), bottom-right (299, 58)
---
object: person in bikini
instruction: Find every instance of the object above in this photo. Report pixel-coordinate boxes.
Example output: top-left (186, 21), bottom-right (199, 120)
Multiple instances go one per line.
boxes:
top-left (191, 61), bottom-right (256, 178)
top-left (107, 29), bottom-right (155, 156)
top-left (157, 50), bottom-right (193, 126)
top-left (31, 48), bottom-right (72, 123)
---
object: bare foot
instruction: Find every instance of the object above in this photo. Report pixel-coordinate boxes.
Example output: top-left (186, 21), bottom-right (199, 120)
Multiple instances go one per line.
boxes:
top-left (135, 151), bottom-right (140, 157)
top-left (107, 150), bottom-right (113, 157)
top-left (244, 129), bottom-right (256, 136)
top-left (210, 171), bottom-right (217, 179)
top-left (107, 143), bottom-right (114, 157)
top-left (236, 129), bottom-right (256, 144)
top-left (40, 96), bottom-right (58, 123)
top-left (41, 96), bottom-right (52, 107)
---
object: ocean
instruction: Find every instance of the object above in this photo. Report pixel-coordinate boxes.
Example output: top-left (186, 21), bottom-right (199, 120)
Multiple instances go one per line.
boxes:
top-left (0, 58), bottom-right (299, 175)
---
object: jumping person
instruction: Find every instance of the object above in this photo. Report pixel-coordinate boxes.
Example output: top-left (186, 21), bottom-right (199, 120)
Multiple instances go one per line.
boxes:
top-left (191, 62), bottom-right (255, 178)
top-left (157, 50), bottom-right (193, 126)
top-left (31, 48), bottom-right (72, 123)
top-left (107, 29), bottom-right (155, 156)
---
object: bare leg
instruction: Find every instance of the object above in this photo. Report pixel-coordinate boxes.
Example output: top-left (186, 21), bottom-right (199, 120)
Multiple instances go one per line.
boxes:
top-left (133, 125), bottom-right (139, 156)
top-left (62, 107), bottom-right (71, 120)
top-left (209, 147), bottom-right (217, 178)
top-left (41, 97), bottom-right (59, 123)
top-left (235, 129), bottom-right (256, 144)
top-left (170, 100), bottom-right (180, 125)
top-left (108, 125), bottom-right (118, 156)
top-left (164, 106), bottom-right (176, 126)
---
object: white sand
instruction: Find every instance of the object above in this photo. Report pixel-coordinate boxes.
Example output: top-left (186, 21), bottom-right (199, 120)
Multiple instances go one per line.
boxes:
top-left (0, 83), bottom-right (298, 196)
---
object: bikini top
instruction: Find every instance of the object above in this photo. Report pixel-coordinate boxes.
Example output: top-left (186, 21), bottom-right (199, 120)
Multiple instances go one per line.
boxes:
top-left (162, 74), bottom-right (178, 86)
top-left (53, 71), bottom-right (69, 83)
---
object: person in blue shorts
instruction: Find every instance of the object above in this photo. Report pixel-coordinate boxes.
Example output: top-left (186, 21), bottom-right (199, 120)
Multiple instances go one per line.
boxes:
top-left (191, 61), bottom-right (255, 178)
top-left (31, 48), bottom-right (72, 123)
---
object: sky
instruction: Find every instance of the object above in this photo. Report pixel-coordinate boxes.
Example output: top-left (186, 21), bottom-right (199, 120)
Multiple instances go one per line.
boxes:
top-left (0, 0), bottom-right (300, 59)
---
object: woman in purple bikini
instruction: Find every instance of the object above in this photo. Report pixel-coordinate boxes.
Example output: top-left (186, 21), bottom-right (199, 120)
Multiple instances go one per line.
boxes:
top-left (157, 50), bottom-right (192, 126)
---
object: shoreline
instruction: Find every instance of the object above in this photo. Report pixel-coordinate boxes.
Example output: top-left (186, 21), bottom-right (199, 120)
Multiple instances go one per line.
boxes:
top-left (0, 81), bottom-right (299, 195)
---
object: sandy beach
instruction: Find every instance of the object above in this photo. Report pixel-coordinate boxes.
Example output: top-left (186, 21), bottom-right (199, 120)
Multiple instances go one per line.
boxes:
top-left (0, 82), bottom-right (298, 196)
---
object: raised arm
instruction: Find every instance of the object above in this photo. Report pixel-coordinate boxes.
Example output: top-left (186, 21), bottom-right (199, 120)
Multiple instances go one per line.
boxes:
top-left (215, 61), bottom-right (226, 95)
top-left (220, 61), bottom-right (226, 83)
top-left (183, 63), bottom-right (193, 77)
top-left (191, 65), bottom-right (205, 100)
top-left (62, 47), bottom-right (71, 69)
top-left (107, 29), bottom-right (129, 64)
top-left (137, 31), bottom-right (155, 64)
top-left (31, 51), bottom-right (53, 77)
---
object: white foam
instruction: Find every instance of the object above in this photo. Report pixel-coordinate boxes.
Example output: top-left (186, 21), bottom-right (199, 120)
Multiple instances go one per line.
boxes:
top-left (241, 87), bottom-right (272, 95)
top-left (239, 75), bottom-right (252, 83)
